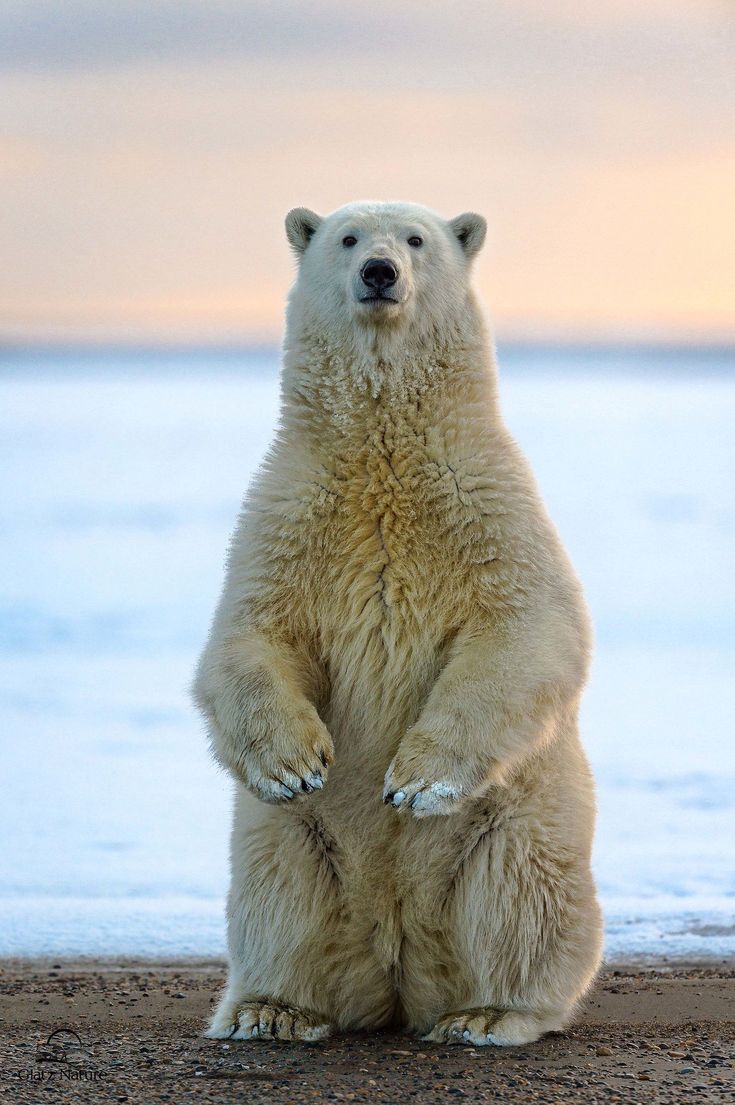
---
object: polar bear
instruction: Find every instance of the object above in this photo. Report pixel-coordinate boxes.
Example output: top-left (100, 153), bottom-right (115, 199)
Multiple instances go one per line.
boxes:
top-left (193, 201), bottom-right (603, 1046)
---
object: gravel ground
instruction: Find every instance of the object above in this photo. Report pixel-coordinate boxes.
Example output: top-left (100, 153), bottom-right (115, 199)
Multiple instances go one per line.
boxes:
top-left (0, 960), bottom-right (733, 1104)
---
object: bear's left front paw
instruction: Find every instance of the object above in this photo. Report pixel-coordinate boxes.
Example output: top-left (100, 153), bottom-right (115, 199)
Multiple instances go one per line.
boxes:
top-left (383, 732), bottom-right (467, 817)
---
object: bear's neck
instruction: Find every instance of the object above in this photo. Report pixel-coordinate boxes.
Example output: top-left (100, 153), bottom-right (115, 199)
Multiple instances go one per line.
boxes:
top-left (279, 316), bottom-right (501, 448)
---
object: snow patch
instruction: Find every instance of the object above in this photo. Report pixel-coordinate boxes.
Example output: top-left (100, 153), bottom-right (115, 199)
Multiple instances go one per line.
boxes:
top-left (1, 349), bottom-right (733, 959)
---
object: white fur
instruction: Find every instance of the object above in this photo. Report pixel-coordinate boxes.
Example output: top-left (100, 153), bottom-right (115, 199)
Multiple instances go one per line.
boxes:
top-left (193, 201), bottom-right (603, 1044)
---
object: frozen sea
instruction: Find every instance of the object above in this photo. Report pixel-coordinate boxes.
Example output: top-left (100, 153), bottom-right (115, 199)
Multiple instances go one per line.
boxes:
top-left (1, 344), bottom-right (733, 961)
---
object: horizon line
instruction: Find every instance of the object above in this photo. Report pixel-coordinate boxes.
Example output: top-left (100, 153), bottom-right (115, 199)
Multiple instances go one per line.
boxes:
top-left (1, 336), bottom-right (734, 359)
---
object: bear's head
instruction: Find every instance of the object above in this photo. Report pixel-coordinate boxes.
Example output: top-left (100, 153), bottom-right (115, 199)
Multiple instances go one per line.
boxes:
top-left (284, 202), bottom-right (487, 362)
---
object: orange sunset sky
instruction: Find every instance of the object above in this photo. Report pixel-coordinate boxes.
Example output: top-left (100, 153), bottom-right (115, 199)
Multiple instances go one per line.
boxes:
top-left (1, 0), bottom-right (733, 345)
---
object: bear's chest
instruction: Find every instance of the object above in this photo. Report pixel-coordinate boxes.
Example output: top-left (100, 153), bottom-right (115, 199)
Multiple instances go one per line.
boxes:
top-left (299, 444), bottom-right (497, 639)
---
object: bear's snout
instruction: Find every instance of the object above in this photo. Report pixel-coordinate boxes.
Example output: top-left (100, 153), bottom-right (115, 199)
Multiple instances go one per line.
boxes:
top-left (361, 257), bottom-right (399, 293)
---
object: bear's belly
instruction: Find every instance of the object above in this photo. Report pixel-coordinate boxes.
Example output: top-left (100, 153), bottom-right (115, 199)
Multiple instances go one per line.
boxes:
top-left (316, 521), bottom-right (462, 767)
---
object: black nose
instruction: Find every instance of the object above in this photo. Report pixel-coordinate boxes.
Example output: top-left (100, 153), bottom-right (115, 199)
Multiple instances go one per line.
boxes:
top-left (361, 257), bottom-right (398, 290)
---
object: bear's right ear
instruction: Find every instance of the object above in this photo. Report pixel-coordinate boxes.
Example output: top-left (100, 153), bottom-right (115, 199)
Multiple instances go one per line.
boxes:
top-left (285, 208), bottom-right (323, 256)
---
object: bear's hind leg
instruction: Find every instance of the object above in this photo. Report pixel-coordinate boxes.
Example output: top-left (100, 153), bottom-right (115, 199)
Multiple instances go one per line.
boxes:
top-left (208, 793), bottom-right (394, 1040)
top-left (410, 807), bottom-right (603, 1046)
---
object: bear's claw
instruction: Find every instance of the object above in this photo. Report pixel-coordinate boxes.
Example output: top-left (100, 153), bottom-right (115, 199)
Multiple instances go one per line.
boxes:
top-left (423, 1007), bottom-right (549, 1046)
top-left (383, 777), bottom-right (462, 817)
top-left (238, 721), bottom-right (334, 806)
top-left (383, 730), bottom-right (468, 817)
top-left (207, 1000), bottom-right (333, 1043)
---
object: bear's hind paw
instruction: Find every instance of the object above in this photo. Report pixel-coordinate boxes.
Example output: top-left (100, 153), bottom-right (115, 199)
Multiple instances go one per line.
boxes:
top-left (207, 999), bottom-right (332, 1043)
top-left (423, 1007), bottom-right (561, 1046)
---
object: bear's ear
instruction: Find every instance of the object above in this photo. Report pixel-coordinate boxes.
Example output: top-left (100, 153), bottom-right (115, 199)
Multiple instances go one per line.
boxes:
top-left (285, 208), bottom-right (323, 256)
top-left (449, 212), bottom-right (487, 259)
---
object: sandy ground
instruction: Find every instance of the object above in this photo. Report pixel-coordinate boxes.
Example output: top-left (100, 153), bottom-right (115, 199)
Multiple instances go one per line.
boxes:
top-left (0, 959), bottom-right (733, 1104)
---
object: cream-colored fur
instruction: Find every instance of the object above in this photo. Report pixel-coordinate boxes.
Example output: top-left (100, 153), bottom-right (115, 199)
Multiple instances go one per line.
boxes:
top-left (193, 201), bottom-right (603, 1046)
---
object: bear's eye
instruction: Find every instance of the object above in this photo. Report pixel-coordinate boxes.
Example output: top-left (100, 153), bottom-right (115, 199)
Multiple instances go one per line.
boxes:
top-left (407, 236), bottom-right (423, 248)
top-left (342, 235), bottom-right (357, 248)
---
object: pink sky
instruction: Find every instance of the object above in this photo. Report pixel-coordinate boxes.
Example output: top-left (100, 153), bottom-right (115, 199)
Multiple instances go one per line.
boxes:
top-left (1, 1), bottom-right (733, 343)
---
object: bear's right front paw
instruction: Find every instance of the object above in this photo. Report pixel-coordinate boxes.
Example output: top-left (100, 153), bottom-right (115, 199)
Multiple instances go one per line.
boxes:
top-left (236, 719), bottom-right (334, 804)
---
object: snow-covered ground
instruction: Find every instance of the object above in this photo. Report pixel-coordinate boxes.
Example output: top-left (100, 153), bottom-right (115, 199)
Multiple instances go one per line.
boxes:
top-left (1, 346), bottom-right (733, 960)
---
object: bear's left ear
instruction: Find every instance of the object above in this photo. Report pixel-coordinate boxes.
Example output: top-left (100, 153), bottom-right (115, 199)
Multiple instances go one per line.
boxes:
top-left (449, 213), bottom-right (487, 260)
top-left (285, 208), bottom-right (323, 256)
